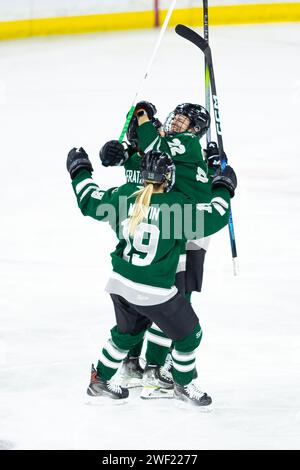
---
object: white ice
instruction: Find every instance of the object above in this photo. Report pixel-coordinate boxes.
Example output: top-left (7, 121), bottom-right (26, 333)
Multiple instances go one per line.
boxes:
top-left (0, 22), bottom-right (300, 450)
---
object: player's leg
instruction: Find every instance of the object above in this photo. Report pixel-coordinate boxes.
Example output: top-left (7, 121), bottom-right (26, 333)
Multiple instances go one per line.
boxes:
top-left (135, 265), bottom-right (187, 397)
top-left (139, 323), bottom-right (174, 398)
top-left (110, 294), bottom-right (151, 388)
top-left (139, 242), bottom-right (207, 389)
top-left (185, 237), bottom-right (211, 298)
top-left (121, 265), bottom-right (186, 389)
top-left (137, 293), bottom-right (212, 407)
top-left (120, 348), bottom-right (145, 388)
top-left (87, 294), bottom-right (151, 400)
top-left (183, 239), bottom-right (210, 380)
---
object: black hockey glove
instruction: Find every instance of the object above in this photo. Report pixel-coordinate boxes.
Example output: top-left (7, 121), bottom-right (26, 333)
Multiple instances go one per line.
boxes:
top-left (67, 147), bottom-right (93, 179)
top-left (211, 165), bottom-right (237, 198)
top-left (134, 101), bottom-right (157, 119)
top-left (204, 141), bottom-right (228, 169)
top-left (99, 140), bottom-right (129, 167)
top-left (152, 117), bottom-right (163, 131)
top-left (127, 104), bottom-right (160, 148)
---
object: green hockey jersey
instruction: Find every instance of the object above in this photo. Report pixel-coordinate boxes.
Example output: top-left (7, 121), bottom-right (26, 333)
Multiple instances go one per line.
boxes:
top-left (136, 121), bottom-right (213, 203)
top-left (72, 169), bottom-right (230, 305)
top-left (124, 153), bottom-right (143, 185)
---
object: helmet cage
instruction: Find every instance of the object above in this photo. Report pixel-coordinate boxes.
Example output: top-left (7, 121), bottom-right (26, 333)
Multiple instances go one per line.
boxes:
top-left (163, 103), bottom-right (210, 138)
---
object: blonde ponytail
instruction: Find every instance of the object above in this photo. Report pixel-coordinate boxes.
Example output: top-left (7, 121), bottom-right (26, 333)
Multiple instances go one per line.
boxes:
top-left (128, 183), bottom-right (154, 236)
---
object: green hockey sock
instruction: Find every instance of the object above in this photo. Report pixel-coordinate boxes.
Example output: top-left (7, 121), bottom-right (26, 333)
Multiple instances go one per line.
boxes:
top-left (97, 338), bottom-right (129, 380)
top-left (97, 325), bottom-right (146, 380)
top-left (172, 323), bottom-right (202, 385)
top-left (126, 339), bottom-right (144, 358)
top-left (145, 325), bottom-right (172, 366)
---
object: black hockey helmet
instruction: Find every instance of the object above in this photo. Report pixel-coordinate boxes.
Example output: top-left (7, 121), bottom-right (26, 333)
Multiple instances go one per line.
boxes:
top-left (140, 150), bottom-right (175, 192)
top-left (164, 103), bottom-right (210, 138)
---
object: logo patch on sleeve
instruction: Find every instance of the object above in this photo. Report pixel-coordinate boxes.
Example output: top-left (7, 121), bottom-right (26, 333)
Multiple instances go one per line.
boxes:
top-left (91, 190), bottom-right (104, 200)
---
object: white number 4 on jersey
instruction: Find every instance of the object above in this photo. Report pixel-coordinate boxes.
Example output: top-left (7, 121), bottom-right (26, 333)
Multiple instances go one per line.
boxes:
top-left (196, 167), bottom-right (208, 183)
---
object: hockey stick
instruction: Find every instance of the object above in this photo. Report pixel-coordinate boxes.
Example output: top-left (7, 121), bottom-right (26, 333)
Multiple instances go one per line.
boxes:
top-left (118, 0), bottom-right (177, 143)
top-left (175, 24), bottom-right (238, 275)
top-left (203, 0), bottom-right (211, 144)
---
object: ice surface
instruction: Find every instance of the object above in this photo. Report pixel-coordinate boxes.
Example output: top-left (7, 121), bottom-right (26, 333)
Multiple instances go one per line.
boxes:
top-left (0, 23), bottom-right (299, 450)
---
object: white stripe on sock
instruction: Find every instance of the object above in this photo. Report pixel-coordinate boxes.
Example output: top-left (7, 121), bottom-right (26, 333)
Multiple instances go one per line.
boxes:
top-left (172, 349), bottom-right (196, 362)
top-left (104, 340), bottom-right (128, 361)
top-left (172, 359), bottom-right (195, 373)
top-left (147, 331), bottom-right (172, 348)
top-left (99, 351), bottom-right (121, 370)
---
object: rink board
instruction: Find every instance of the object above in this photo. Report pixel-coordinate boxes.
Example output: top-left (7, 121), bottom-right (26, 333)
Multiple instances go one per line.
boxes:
top-left (0, 3), bottom-right (300, 40)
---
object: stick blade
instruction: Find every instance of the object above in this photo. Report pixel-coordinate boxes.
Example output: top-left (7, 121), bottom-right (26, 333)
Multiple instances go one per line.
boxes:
top-left (175, 24), bottom-right (209, 53)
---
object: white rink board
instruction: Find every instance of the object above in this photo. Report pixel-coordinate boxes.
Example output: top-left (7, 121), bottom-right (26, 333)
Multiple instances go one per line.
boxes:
top-left (0, 0), bottom-right (299, 21)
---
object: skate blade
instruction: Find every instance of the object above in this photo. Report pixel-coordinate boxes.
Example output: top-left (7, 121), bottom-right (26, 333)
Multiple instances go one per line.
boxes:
top-left (85, 397), bottom-right (129, 406)
top-left (85, 393), bottom-right (129, 406)
top-left (140, 386), bottom-right (174, 400)
top-left (174, 398), bottom-right (213, 412)
top-left (121, 378), bottom-right (143, 389)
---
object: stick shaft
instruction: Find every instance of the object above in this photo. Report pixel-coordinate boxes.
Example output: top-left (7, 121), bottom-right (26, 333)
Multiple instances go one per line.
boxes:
top-left (119, 0), bottom-right (177, 142)
top-left (203, 0), bottom-right (211, 144)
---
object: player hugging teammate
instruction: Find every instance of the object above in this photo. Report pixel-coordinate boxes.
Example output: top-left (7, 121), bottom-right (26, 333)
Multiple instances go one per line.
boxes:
top-left (67, 101), bottom-right (237, 408)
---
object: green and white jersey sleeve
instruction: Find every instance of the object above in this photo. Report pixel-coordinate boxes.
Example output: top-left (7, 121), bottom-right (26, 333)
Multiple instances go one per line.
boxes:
top-left (72, 169), bottom-right (121, 226)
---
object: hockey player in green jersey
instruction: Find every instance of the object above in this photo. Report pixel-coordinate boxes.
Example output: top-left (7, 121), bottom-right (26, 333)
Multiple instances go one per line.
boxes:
top-left (100, 101), bottom-right (213, 203)
top-left (99, 101), bottom-right (225, 394)
top-left (67, 146), bottom-right (237, 406)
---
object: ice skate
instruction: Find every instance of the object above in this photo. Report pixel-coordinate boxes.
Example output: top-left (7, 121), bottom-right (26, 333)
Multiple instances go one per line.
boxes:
top-left (162, 352), bottom-right (173, 375)
top-left (87, 364), bottom-right (129, 402)
top-left (119, 356), bottom-right (145, 388)
top-left (140, 364), bottom-right (174, 399)
top-left (174, 381), bottom-right (212, 408)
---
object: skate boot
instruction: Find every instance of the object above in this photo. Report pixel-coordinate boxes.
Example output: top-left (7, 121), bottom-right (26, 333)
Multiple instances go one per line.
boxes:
top-left (87, 364), bottom-right (129, 401)
top-left (174, 381), bottom-right (212, 408)
top-left (140, 364), bottom-right (174, 399)
top-left (161, 352), bottom-right (173, 376)
top-left (120, 356), bottom-right (145, 388)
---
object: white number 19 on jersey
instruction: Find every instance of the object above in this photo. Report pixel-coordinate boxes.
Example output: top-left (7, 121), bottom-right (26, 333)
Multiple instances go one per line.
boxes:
top-left (121, 219), bottom-right (160, 267)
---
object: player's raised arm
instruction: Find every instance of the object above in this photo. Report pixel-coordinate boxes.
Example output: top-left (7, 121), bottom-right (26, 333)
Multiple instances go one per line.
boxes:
top-left (67, 147), bottom-right (119, 222)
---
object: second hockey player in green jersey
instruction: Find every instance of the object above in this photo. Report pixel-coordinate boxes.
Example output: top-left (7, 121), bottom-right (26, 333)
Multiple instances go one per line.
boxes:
top-left (100, 102), bottom-right (215, 203)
